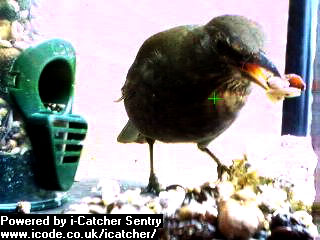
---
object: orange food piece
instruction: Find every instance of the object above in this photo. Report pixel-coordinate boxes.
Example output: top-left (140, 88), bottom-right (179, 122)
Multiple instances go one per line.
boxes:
top-left (285, 74), bottom-right (305, 90)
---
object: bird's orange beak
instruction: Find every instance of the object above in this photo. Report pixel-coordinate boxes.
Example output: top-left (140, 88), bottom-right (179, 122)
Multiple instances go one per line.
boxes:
top-left (243, 63), bottom-right (273, 90)
top-left (243, 64), bottom-right (306, 92)
top-left (242, 51), bottom-right (281, 90)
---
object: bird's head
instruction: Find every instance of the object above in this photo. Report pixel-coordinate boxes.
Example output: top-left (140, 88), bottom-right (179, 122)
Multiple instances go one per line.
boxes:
top-left (204, 15), bottom-right (304, 96)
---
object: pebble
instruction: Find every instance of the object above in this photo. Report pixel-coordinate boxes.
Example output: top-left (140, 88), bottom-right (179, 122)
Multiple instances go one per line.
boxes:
top-left (16, 201), bottom-right (31, 214)
top-left (159, 188), bottom-right (185, 216)
top-left (10, 146), bottom-right (21, 154)
top-left (10, 21), bottom-right (24, 41)
top-left (0, 46), bottom-right (20, 59)
top-left (62, 203), bottom-right (90, 214)
top-left (0, 39), bottom-right (12, 48)
top-left (216, 180), bottom-right (235, 200)
top-left (18, 10), bottom-right (29, 19)
top-left (0, 107), bottom-right (8, 119)
top-left (176, 205), bottom-right (193, 220)
top-left (218, 197), bottom-right (264, 240)
top-left (95, 179), bottom-right (121, 205)
top-left (269, 225), bottom-right (313, 240)
top-left (44, 103), bottom-right (66, 113)
top-left (258, 184), bottom-right (288, 212)
top-left (146, 199), bottom-right (162, 213)
top-left (292, 210), bottom-right (319, 237)
top-left (0, 19), bottom-right (12, 40)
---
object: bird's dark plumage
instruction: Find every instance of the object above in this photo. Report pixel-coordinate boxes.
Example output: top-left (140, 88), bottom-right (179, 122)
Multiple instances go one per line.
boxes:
top-left (118, 15), bottom-right (282, 193)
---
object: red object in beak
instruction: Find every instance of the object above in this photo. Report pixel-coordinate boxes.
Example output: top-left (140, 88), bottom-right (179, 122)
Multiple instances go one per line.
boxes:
top-left (285, 74), bottom-right (305, 91)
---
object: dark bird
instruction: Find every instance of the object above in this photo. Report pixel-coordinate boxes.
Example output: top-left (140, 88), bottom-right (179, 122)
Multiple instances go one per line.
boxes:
top-left (117, 15), bottom-right (304, 194)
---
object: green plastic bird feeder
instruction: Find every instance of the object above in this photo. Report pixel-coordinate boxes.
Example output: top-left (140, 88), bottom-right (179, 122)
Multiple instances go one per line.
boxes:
top-left (0, 39), bottom-right (87, 212)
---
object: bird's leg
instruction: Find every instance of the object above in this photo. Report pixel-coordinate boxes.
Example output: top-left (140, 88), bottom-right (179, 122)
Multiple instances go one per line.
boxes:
top-left (198, 145), bottom-right (230, 179)
top-left (142, 137), bottom-right (161, 195)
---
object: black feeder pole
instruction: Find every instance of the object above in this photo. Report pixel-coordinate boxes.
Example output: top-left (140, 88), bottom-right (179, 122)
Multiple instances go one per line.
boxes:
top-left (282, 0), bottom-right (317, 136)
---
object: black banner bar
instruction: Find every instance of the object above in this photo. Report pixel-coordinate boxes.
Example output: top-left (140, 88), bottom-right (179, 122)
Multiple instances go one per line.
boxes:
top-left (0, 214), bottom-right (163, 239)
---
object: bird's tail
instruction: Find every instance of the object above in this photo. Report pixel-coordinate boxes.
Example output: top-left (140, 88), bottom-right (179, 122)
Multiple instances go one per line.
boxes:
top-left (117, 120), bottom-right (146, 143)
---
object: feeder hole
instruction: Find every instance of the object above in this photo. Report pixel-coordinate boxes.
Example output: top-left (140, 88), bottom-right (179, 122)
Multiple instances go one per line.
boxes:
top-left (38, 59), bottom-right (72, 112)
top-left (65, 144), bottom-right (82, 152)
top-left (63, 156), bottom-right (78, 163)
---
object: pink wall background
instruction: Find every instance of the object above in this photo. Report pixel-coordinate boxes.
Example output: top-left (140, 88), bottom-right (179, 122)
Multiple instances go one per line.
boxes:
top-left (34, 1), bottom-right (289, 186)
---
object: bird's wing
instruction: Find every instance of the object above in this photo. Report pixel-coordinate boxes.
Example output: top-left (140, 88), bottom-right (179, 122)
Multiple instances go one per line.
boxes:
top-left (119, 25), bottom-right (206, 102)
top-left (117, 120), bottom-right (146, 143)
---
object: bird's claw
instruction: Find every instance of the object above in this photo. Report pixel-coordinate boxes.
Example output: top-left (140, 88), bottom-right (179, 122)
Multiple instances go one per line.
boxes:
top-left (217, 164), bottom-right (230, 179)
top-left (142, 173), bottom-right (161, 195)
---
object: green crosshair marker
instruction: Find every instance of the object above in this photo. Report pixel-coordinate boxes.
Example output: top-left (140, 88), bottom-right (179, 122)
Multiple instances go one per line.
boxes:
top-left (208, 91), bottom-right (223, 104)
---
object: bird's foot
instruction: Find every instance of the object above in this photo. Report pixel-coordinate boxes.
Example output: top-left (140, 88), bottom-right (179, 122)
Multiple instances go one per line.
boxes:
top-left (141, 173), bottom-right (161, 195)
top-left (217, 164), bottom-right (231, 179)
top-left (197, 146), bottom-right (230, 180)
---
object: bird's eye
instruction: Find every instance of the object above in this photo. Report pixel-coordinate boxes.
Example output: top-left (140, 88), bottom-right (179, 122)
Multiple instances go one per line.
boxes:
top-left (216, 40), bottom-right (231, 54)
